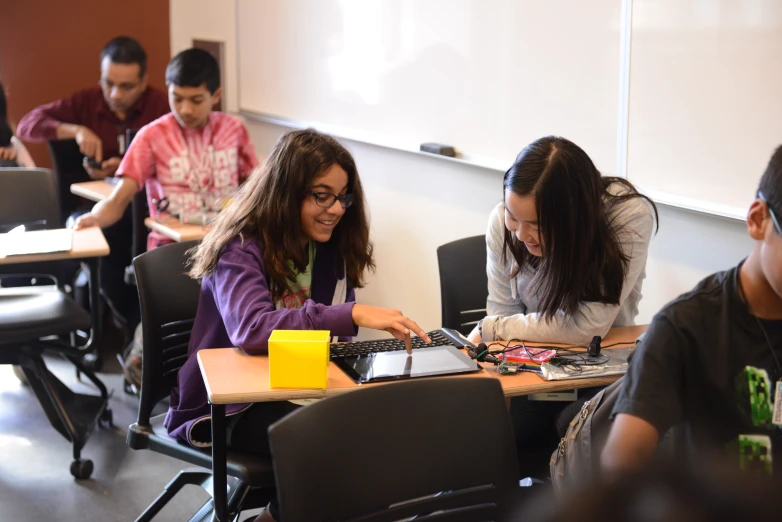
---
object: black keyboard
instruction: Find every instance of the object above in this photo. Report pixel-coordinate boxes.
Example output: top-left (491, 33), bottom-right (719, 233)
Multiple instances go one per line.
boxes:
top-left (330, 329), bottom-right (464, 359)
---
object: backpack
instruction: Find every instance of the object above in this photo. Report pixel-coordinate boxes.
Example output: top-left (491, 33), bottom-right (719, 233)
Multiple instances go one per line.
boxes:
top-left (549, 377), bottom-right (625, 492)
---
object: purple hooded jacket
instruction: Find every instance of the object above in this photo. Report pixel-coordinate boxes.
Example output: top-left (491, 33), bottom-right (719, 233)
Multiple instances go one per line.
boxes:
top-left (165, 235), bottom-right (357, 446)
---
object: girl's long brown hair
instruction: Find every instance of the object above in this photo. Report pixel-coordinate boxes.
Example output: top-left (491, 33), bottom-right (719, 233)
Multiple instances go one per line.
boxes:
top-left (189, 129), bottom-right (375, 304)
top-left (502, 136), bottom-right (658, 320)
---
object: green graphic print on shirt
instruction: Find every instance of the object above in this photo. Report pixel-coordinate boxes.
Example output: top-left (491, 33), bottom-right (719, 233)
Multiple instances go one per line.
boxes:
top-left (732, 366), bottom-right (778, 475)
top-left (278, 241), bottom-right (315, 310)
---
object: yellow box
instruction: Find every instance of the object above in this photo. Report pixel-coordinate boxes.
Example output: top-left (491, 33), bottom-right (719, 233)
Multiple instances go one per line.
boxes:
top-left (268, 330), bottom-right (331, 389)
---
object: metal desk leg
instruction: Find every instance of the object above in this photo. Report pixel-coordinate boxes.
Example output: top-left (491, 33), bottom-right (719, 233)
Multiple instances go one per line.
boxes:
top-left (211, 403), bottom-right (228, 522)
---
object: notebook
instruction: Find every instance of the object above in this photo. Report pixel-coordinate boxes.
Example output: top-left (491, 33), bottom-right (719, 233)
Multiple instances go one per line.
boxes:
top-left (0, 229), bottom-right (73, 257)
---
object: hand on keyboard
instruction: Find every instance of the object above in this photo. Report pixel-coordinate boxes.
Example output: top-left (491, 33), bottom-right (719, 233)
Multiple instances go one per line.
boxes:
top-left (350, 304), bottom-right (432, 346)
top-left (330, 330), bottom-right (452, 359)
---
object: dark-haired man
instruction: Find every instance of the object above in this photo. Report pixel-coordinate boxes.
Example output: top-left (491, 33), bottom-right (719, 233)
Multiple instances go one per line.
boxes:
top-left (17, 36), bottom-right (169, 334)
top-left (602, 145), bottom-right (782, 476)
top-left (75, 48), bottom-right (258, 248)
top-left (18, 35), bottom-right (168, 179)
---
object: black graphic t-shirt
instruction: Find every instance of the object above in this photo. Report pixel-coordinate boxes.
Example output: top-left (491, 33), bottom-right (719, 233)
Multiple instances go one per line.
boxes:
top-left (613, 265), bottom-right (782, 474)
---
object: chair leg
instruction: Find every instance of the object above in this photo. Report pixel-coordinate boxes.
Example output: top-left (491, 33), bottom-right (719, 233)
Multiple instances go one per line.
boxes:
top-left (20, 352), bottom-right (109, 479)
top-left (227, 481), bottom-right (252, 520)
top-left (134, 470), bottom-right (247, 522)
top-left (134, 469), bottom-right (213, 522)
top-left (186, 498), bottom-right (215, 522)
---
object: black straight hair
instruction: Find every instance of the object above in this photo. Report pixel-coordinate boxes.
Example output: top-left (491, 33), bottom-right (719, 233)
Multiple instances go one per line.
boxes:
top-left (759, 144), bottom-right (782, 216)
top-left (502, 136), bottom-right (658, 320)
top-left (165, 48), bottom-right (220, 94)
top-left (100, 36), bottom-right (148, 77)
top-left (0, 81), bottom-right (13, 147)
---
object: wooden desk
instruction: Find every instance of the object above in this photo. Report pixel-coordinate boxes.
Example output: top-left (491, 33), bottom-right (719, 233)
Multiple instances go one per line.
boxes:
top-left (72, 181), bottom-right (211, 243)
top-left (0, 227), bottom-right (109, 265)
top-left (70, 180), bottom-right (116, 202)
top-left (0, 226), bottom-right (110, 479)
top-left (199, 324), bottom-right (646, 521)
top-left (144, 215), bottom-right (210, 243)
top-left (199, 325), bottom-right (647, 404)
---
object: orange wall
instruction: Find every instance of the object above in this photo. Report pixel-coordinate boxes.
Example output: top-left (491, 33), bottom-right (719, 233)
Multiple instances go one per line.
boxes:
top-left (0, 0), bottom-right (171, 167)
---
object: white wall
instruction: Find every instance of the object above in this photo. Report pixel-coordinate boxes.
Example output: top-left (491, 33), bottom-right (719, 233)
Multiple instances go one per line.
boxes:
top-left (169, 0), bottom-right (239, 113)
top-left (172, 1), bottom-right (754, 340)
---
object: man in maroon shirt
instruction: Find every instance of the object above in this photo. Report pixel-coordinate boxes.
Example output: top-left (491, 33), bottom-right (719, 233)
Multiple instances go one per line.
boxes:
top-left (17, 36), bottom-right (169, 336)
top-left (18, 36), bottom-right (168, 179)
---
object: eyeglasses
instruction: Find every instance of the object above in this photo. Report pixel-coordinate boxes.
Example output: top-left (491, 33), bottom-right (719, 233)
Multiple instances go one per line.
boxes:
top-left (758, 191), bottom-right (782, 236)
top-left (310, 191), bottom-right (354, 209)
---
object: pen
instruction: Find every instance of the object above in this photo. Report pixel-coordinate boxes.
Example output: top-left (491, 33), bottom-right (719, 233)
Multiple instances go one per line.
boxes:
top-left (405, 332), bottom-right (412, 355)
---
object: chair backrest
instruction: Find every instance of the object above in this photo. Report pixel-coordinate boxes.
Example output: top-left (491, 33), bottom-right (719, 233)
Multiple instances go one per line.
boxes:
top-left (0, 168), bottom-right (61, 230)
top-left (133, 240), bottom-right (201, 425)
top-left (47, 139), bottom-right (90, 223)
top-left (269, 377), bottom-right (520, 522)
top-left (437, 235), bottom-right (489, 335)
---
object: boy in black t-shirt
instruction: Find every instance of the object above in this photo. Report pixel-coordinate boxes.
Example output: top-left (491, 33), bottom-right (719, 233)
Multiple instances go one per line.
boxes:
top-left (601, 145), bottom-right (782, 475)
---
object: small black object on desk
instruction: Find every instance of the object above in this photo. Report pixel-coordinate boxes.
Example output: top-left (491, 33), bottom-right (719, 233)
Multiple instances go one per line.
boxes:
top-left (588, 335), bottom-right (602, 357)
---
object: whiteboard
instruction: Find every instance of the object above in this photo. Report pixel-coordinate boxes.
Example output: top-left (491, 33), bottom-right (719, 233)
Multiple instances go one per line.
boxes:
top-left (626, 0), bottom-right (782, 218)
top-left (237, 0), bottom-right (623, 174)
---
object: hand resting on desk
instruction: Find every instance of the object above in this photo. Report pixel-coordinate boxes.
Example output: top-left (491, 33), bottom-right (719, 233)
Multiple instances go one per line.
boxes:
top-left (73, 176), bottom-right (138, 231)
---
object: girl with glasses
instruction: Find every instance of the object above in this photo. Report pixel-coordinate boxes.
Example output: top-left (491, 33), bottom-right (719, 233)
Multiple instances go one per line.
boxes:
top-left (168, 128), bottom-right (429, 522)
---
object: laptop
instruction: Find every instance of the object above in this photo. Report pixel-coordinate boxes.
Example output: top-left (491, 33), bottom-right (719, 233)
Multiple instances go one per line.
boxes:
top-left (330, 329), bottom-right (482, 384)
top-left (0, 229), bottom-right (73, 257)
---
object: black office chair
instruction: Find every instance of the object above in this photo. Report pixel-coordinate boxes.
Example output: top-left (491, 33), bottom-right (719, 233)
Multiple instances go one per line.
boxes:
top-left (127, 241), bottom-right (275, 521)
top-left (0, 167), bottom-right (110, 480)
top-left (47, 139), bottom-right (91, 225)
top-left (269, 377), bottom-right (522, 522)
top-left (437, 235), bottom-right (489, 335)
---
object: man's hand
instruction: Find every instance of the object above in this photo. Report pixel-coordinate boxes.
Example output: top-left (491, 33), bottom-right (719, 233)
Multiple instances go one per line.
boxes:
top-left (75, 126), bottom-right (103, 162)
top-left (83, 156), bottom-right (121, 180)
top-left (0, 147), bottom-right (17, 161)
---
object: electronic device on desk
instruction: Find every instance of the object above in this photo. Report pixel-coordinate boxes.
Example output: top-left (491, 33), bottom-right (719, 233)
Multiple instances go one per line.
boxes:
top-left (104, 176), bottom-right (120, 185)
top-left (330, 329), bottom-right (482, 384)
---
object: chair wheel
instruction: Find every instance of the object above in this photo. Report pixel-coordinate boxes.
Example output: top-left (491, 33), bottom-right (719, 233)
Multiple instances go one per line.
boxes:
top-left (82, 352), bottom-right (103, 372)
top-left (100, 408), bottom-right (114, 428)
top-left (70, 459), bottom-right (93, 480)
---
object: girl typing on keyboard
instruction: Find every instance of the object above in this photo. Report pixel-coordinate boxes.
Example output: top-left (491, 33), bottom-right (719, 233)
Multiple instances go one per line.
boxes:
top-left (166, 128), bottom-right (430, 522)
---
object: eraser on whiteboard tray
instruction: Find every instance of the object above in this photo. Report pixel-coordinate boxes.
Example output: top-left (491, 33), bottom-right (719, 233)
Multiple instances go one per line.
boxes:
top-left (420, 143), bottom-right (456, 157)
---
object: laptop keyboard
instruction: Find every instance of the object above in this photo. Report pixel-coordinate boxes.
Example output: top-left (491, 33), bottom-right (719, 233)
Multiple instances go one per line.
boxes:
top-left (330, 330), bottom-right (453, 359)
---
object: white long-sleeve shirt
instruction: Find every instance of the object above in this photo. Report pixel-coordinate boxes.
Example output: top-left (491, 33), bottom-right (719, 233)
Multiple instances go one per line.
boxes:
top-left (481, 185), bottom-right (655, 345)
